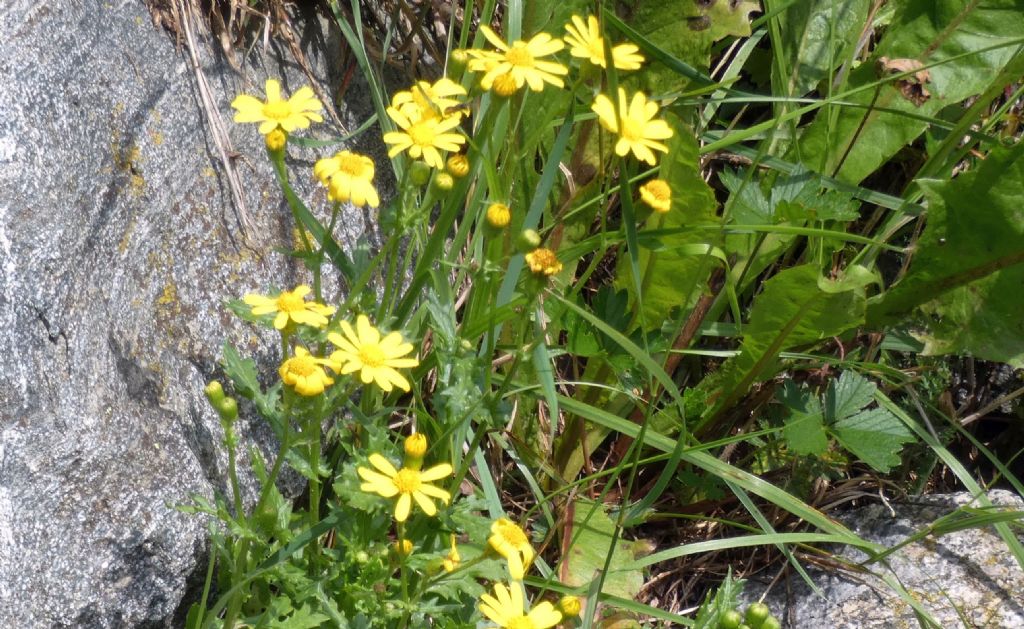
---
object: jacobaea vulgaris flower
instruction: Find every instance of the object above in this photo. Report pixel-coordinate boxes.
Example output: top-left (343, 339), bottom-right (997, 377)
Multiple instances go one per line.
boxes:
top-left (468, 26), bottom-right (568, 93)
top-left (592, 88), bottom-right (673, 165)
top-left (391, 78), bottom-right (468, 121)
top-left (328, 314), bottom-right (420, 392)
top-left (564, 15), bottom-right (644, 70)
top-left (639, 178), bottom-right (672, 213)
top-left (357, 446), bottom-right (453, 522)
top-left (314, 150), bottom-right (380, 208)
top-left (231, 79), bottom-right (323, 135)
top-left (479, 582), bottom-right (562, 629)
top-left (525, 247), bottom-right (563, 276)
top-left (383, 104), bottom-right (466, 169)
top-left (243, 285), bottom-right (335, 330)
top-left (279, 346), bottom-right (337, 397)
top-left (488, 518), bottom-right (535, 580)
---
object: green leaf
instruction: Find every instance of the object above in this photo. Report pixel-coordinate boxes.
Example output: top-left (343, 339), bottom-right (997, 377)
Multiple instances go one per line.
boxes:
top-left (794, 0), bottom-right (1024, 183)
top-left (562, 499), bottom-right (648, 602)
top-left (774, 0), bottom-right (870, 97)
top-left (824, 370), bottom-right (876, 423)
top-left (701, 265), bottom-right (866, 420)
top-left (615, 116), bottom-right (719, 330)
top-left (832, 407), bottom-right (914, 473)
top-left (866, 143), bottom-right (1024, 367)
top-left (626, 0), bottom-right (759, 92)
top-left (222, 342), bottom-right (261, 400)
top-left (780, 383), bottom-right (829, 456)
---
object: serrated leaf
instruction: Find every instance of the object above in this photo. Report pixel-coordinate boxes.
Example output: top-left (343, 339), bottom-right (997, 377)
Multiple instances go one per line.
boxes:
top-left (222, 342), bottom-right (261, 400)
top-left (783, 406), bottom-right (830, 456)
top-left (824, 371), bottom-right (877, 423)
top-left (832, 407), bottom-right (914, 473)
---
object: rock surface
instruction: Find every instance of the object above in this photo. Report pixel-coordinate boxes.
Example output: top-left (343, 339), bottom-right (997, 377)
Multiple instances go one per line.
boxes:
top-left (742, 490), bottom-right (1024, 628)
top-left (0, 1), bottom-right (385, 625)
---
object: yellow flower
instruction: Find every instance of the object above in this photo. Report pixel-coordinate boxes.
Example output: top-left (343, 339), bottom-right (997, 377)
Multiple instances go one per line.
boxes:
top-left (231, 79), bottom-right (323, 135)
top-left (391, 78), bottom-right (468, 121)
top-left (404, 433), bottom-right (428, 462)
top-left (591, 88), bottom-right (673, 165)
top-left (443, 534), bottom-right (461, 573)
top-left (479, 582), bottom-right (562, 629)
top-left (488, 518), bottom-right (535, 580)
top-left (469, 26), bottom-right (568, 92)
top-left (393, 539), bottom-right (414, 556)
top-left (279, 346), bottom-right (337, 396)
top-left (486, 203), bottom-right (511, 229)
top-left (525, 248), bottom-right (563, 276)
top-left (328, 314), bottom-right (420, 392)
top-left (564, 15), bottom-right (644, 70)
top-left (446, 154), bottom-right (470, 178)
top-left (243, 285), bottom-right (335, 330)
top-left (558, 595), bottom-right (582, 618)
top-left (357, 452), bottom-right (453, 522)
top-left (314, 150), bottom-right (380, 208)
top-left (639, 178), bottom-right (672, 213)
top-left (383, 104), bottom-right (466, 169)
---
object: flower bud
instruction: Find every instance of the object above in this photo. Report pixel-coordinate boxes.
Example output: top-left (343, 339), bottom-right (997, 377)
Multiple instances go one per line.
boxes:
top-left (446, 154), bottom-right (470, 178)
top-left (525, 247), bottom-right (563, 276)
top-left (486, 203), bottom-right (511, 230)
top-left (409, 160), bottom-right (432, 186)
top-left (204, 380), bottom-right (225, 406)
top-left (404, 433), bottom-right (428, 469)
top-left (558, 595), bottom-right (582, 618)
top-left (433, 172), bottom-right (455, 192)
top-left (393, 539), bottom-right (414, 557)
top-left (449, 49), bottom-right (469, 73)
top-left (216, 397), bottom-right (238, 423)
top-left (265, 127), bottom-right (288, 153)
top-left (516, 228), bottom-right (542, 253)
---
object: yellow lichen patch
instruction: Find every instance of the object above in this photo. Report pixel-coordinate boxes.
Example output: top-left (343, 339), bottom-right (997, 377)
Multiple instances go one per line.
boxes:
top-left (157, 282), bottom-right (178, 306)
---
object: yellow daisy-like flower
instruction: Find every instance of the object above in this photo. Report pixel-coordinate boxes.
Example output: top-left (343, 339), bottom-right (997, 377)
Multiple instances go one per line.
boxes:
top-left (525, 248), bottom-right (563, 276)
top-left (231, 79), bottom-right (323, 135)
top-left (639, 178), bottom-right (672, 213)
top-left (314, 150), bottom-right (380, 208)
top-left (468, 26), bottom-right (569, 93)
top-left (279, 346), bottom-right (337, 397)
top-left (564, 15), bottom-right (644, 70)
top-left (591, 88), bottom-right (673, 166)
top-left (391, 78), bottom-right (468, 121)
top-left (328, 314), bottom-right (420, 392)
top-left (479, 582), bottom-right (562, 629)
top-left (357, 452), bottom-right (453, 522)
top-left (243, 285), bottom-right (336, 330)
top-left (443, 534), bottom-right (461, 573)
top-left (383, 105), bottom-right (466, 169)
top-left (488, 518), bottom-right (535, 580)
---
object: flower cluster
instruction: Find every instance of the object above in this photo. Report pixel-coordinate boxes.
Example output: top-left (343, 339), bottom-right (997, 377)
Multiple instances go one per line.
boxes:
top-left (384, 78), bottom-right (468, 169)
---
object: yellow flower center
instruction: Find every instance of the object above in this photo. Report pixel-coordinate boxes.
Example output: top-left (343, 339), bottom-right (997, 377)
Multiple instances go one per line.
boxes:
top-left (645, 180), bottom-right (670, 201)
top-left (338, 153), bottom-right (370, 178)
top-left (507, 617), bottom-right (536, 629)
top-left (263, 100), bottom-right (292, 121)
top-left (358, 344), bottom-right (386, 367)
top-left (407, 121), bottom-right (437, 147)
top-left (587, 39), bottom-right (605, 60)
top-left (287, 355), bottom-right (317, 377)
top-left (393, 468), bottom-right (421, 493)
top-left (276, 292), bottom-right (306, 313)
top-left (497, 522), bottom-right (529, 547)
top-left (506, 44), bottom-right (534, 67)
top-left (621, 115), bottom-right (644, 142)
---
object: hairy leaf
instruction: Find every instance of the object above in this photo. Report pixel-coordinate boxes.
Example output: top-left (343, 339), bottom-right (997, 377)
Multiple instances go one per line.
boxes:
top-left (561, 499), bottom-right (649, 602)
top-left (832, 407), bottom-right (914, 473)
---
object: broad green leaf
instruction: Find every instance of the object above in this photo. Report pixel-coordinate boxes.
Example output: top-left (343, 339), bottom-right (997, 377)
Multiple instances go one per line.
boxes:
top-left (824, 370), bottom-right (876, 423)
top-left (783, 406), bottom-right (829, 456)
top-left (866, 143), bottom-right (1024, 367)
top-left (615, 116), bottom-right (719, 329)
top-left (702, 265), bottom-right (867, 419)
top-left (794, 0), bottom-right (1024, 183)
top-left (773, 0), bottom-right (870, 97)
top-left (832, 407), bottom-right (913, 473)
top-left (562, 499), bottom-right (648, 602)
top-left (627, 0), bottom-right (759, 92)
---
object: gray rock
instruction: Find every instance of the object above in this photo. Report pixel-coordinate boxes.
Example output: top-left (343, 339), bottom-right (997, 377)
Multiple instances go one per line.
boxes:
top-left (0, 1), bottom-right (388, 625)
top-left (743, 491), bottom-right (1024, 628)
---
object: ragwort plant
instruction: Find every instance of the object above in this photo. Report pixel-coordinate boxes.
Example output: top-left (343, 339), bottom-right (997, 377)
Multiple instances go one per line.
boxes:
top-left (184, 1), bottom-right (1024, 627)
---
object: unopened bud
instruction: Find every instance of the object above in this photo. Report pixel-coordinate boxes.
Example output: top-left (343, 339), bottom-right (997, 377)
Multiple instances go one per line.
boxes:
top-left (265, 127), bottom-right (288, 153)
top-left (446, 154), bottom-right (470, 178)
top-left (516, 228), bottom-right (541, 253)
top-left (204, 380), bottom-right (225, 406)
top-left (409, 161), bottom-right (432, 186)
top-left (216, 397), bottom-right (238, 423)
top-left (558, 595), bottom-right (582, 618)
top-left (433, 172), bottom-right (455, 192)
